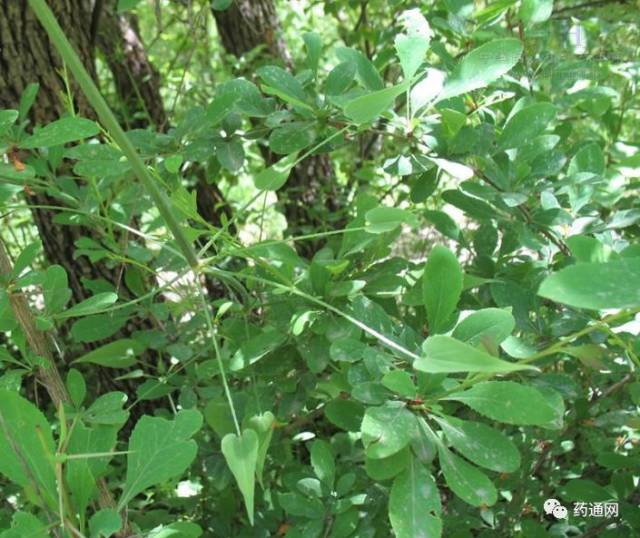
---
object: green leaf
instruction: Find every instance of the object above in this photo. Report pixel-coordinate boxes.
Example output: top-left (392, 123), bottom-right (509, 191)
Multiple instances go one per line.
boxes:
top-left (66, 421), bottom-right (118, 517)
top-left (344, 82), bottom-right (409, 124)
top-left (365, 447), bottom-right (411, 481)
top-left (117, 0), bottom-right (143, 11)
top-left (394, 9), bottom-right (431, 80)
top-left (438, 39), bottom-right (523, 101)
top-left (0, 389), bottom-right (57, 510)
top-left (0, 162), bottom-right (36, 184)
top-left (303, 32), bottom-right (322, 74)
top-left (89, 509), bottom-right (122, 538)
top-left (538, 258), bottom-right (640, 309)
top-left (10, 241), bottom-right (40, 279)
top-left (416, 335), bottom-right (537, 374)
top-left (336, 47), bottom-right (384, 90)
top-left (20, 117), bottom-right (100, 148)
top-left (361, 402), bottom-right (417, 459)
top-left (119, 410), bottom-right (202, 508)
top-left (205, 93), bottom-right (239, 125)
top-left (217, 79), bottom-right (273, 117)
top-left (442, 381), bottom-right (558, 426)
top-left (389, 457), bottom-right (442, 538)
top-left (254, 152), bottom-right (299, 191)
top-left (0, 512), bottom-right (48, 538)
top-left (325, 399), bottom-right (364, 431)
top-left (567, 235), bottom-right (610, 263)
top-left (269, 123), bottom-right (315, 155)
top-left (310, 439), bottom-right (335, 488)
top-left (0, 109), bottom-right (18, 136)
top-left (84, 392), bottom-right (129, 426)
top-left (568, 142), bottom-right (605, 175)
top-left (230, 329), bottom-right (287, 371)
top-left (497, 103), bottom-right (557, 150)
top-left (438, 445), bottom-right (498, 507)
top-left (257, 66), bottom-right (312, 110)
top-left (204, 396), bottom-right (237, 438)
top-left (429, 157), bottom-right (474, 180)
top-left (422, 245), bottom-right (463, 334)
top-left (559, 479), bottom-right (614, 502)
top-left (216, 139), bottom-right (244, 172)
top-left (246, 412), bottom-right (274, 488)
top-left (435, 416), bottom-right (521, 473)
top-left (66, 368), bottom-right (86, 408)
top-left (164, 154), bottom-right (183, 174)
top-left (442, 189), bottom-right (496, 220)
top-left (424, 210), bottom-right (460, 240)
top-left (211, 0), bottom-right (233, 10)
top-left (221, 429), bottom-right (259, 525)
top-left (325, 62), bottom-right (357, 95)
top-left (74, 339), bottom-right (144, 369)
top-left (42, 265), bottom-right (71, 314)
top-left (381, 370), bottom-right (417, 398)
top-left (451, 308), bottom-right (515, 347)
top-left (58, 292), bottom-right (118, 318)
top-left (278, 491), bottom-right (324, 519)
top-left (519, 0), bottom-right (553, 25)
top-left (18, 83), bottom-right (39, 120)
top-left (365, 206), bottom-right (417, 233)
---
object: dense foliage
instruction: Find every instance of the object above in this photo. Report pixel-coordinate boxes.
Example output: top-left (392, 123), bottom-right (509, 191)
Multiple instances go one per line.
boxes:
top-left (0, 0), bottom-right (639, 537)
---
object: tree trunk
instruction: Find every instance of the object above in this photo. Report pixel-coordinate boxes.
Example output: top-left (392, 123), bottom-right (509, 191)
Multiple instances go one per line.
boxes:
top-left (0, 2), bottom-right (171, 412)
top-left (213, 0), bottom-right (291, 65)
top-left (96, 6), bottom-right (167, 131)
top-left (0, 1), bottom-right (127, 306)
top-left (212, 0), bottom-right (343, 255)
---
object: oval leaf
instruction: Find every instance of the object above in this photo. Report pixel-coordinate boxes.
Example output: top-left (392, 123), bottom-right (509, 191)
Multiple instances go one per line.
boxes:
top-left (254, 152), bottom-right (299, 191)
top-left (361, 402), bottom-right (417, 459)
top-left (389, 457), bottom-right (442, 538)
top-left (365, 207), bottom-right (417, 233)
top-left (416, 335), bottom-right (537, 374)
top-left (20, 117), bottom-right (100, 148)
top-left (538, 258), bottom-right (640, 310)
top-left (438, 445), bottom-right (498, 507)
top-left (452, 308), bottom-right (515, 347)
top-left (74, 339), bottom-right (144, 368)
top-left (442, 381), bottom-right (558, 426)
top-left (438, 39), bottom-right (523, 102)
top-left (435, 416), bottom-right (521, 473)
top-left (422, 246), bottom-right (463, 334)
top-left (344, 82), bottom-right (409, 124)
top-left (498, 103), bottom-right (557, 150)
top-left (59, 292), bottom-right (118, 319)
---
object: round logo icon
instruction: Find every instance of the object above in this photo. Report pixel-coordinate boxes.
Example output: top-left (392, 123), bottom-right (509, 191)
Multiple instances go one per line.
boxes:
top-left (553, 505), bottom-right (568, 519)
top-left (544, 498), bottom-right (561, 515)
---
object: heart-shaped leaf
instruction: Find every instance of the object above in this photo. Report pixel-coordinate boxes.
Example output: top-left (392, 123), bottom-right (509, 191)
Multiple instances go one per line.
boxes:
top-left (222, 429), bottom-right (259, 525)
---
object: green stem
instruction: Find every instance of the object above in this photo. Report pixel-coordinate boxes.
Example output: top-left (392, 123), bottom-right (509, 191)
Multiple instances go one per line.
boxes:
top-left (197, 286), bottom-right (241, 436)
top-left (27, 0), bottom-right (199, 269)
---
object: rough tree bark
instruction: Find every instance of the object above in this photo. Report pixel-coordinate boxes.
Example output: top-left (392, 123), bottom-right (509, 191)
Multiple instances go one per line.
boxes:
top-left (0, 0), bottom-right (174, 402)
top-left (212, 0), bottom-right (343, 253)
top-left (96, 4), bottom-right (167, 130)
top-left (0, 1), bottom-right (130, 306)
